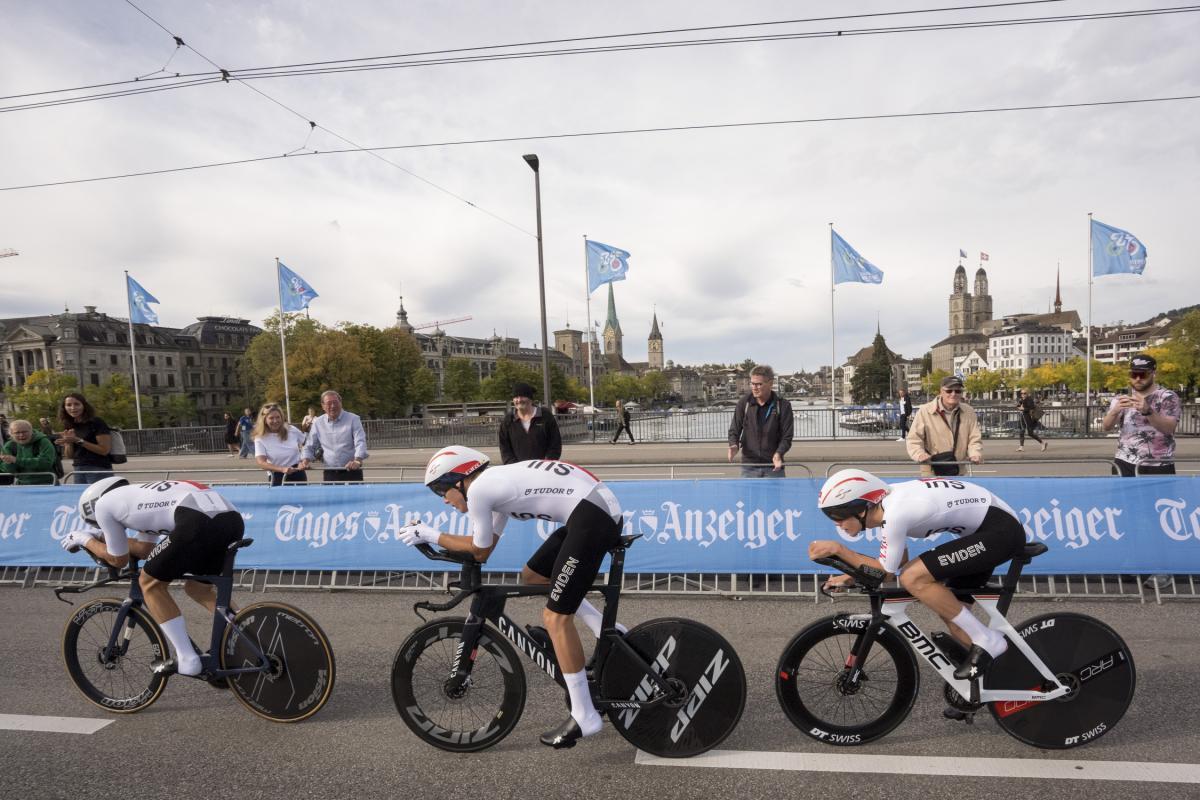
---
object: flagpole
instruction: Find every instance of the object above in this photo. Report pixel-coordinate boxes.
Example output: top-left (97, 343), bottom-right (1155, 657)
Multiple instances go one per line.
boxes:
top-left (583, 236), bottom-right (597, 414)
top-left (829, 224), bottom-right (837, 413)
top-left (275, 258), bottom-right (293, 422)
top-left (124, 271), bottom-right (144, 430)
top-left (1086, 213), bottom-right (1094, 426)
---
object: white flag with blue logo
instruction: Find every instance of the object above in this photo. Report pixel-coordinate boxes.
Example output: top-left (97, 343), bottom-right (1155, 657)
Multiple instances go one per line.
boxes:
top-left (126, 275), bottom-right (160, 324)
top-left (832, 230), bottom-right (885, 285)
top-left (278, 261), bottom-right (319, 311)
top-left (1091, 219), bottom-right (1147, 277)
top-left (585, 240), bottom-right (631, 294)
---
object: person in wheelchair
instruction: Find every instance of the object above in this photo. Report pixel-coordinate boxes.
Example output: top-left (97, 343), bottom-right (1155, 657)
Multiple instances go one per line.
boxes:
top-left (398, 445), bottom-right (626, 749)
top-left (810, 468), bottom-right (1027, 679)
top-left (62, 477), bottom-right (244, 678)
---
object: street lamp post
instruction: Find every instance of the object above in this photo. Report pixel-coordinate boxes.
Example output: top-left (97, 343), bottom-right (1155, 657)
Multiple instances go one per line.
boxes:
top-left (523, 153), bottom-right (553, 408)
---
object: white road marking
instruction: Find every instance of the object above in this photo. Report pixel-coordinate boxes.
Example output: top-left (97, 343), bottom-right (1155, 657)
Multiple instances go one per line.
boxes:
top-left (0, 714), bottom-right (113, 734)
top-left (635, 750), bottom-right (1200, 784)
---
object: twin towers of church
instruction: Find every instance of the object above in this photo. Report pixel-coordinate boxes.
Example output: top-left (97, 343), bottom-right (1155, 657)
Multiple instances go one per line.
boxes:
top-left (949, 264), bottom-right (993, 335)
top-left (602, 282), bottom-right (662, 371)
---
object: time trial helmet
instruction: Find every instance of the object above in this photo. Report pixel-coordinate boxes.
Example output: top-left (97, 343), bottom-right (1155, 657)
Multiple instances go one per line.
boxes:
top-left (78, 476), bottom-right (130, 525)
top-left (817, 469), bottom-right (890, 522)
top-left (424, 446), bottom-right (489, 497)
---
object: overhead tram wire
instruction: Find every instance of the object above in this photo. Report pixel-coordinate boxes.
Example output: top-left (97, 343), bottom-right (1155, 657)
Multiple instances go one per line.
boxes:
top-left (5, 4), bottom-right (1197, 113)
top-left (4, 1), bottom-right (1071, 102)
top-left (118, 0), bottom-right (532, 237)
top-left (5, 92), bottom-right (1198, 193)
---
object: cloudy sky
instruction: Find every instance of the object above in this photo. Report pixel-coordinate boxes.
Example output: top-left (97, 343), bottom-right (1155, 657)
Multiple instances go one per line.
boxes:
top-left (2, 0), bottom-right (1197, 372)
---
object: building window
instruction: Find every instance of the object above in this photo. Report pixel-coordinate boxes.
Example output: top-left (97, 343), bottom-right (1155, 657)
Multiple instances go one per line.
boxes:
top-left (186, 356), bottom-right (195, 367)
top-left (150, 374), bottom-right (158, 387)
top-left (109, 354), bottom-right (118, 365)
top-left (149, 355), bottom-right (156, 366)
top-left (167, 374), bottom-right (176, 388)
top-left (166, 356), bottom-right (174, 367)
top-left (90, 373), bottom-right (100, 386)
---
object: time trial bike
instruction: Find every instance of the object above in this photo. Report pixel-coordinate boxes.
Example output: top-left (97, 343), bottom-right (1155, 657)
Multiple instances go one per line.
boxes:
top-left (55, 538), bottom-right (336, 722)
top-left (391, 536), bottom-right (746, 757)
top-left (775, 542), bottom-right (1135, 749)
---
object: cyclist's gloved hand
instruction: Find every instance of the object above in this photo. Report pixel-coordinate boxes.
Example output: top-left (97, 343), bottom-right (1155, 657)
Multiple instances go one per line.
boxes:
top-left (61, 530), bottom-right (98, 553)
top-left (399, 523), bottom-right (441, 547)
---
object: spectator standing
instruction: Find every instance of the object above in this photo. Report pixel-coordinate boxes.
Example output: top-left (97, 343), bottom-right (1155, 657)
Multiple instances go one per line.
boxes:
top-left (300, 406), bottom-right (318, 433)
top-left (906, 375), bottom-right (983, 477)
top-left (896, 387), bottom-right (913, 442)
top-left (236, 407), bottom-right (255, 458)
top-left (1102, 354), bottom-right (1180, 477)
top-left (610, 400), bottom-right (635, 445)
top-left (299, 390), bottom-right (368, 482)
top-left (498, 382), bottom-right (563, 464)
top-left (1016, 389), bottom-right (1047, 452)
top-left (222, 412), bottom-right (240, 457)
top-left (1, 419), bottom-right (58, 485)
top-left (253, 403), bottom-right (307, 486)
top-left (727, 364), bottom-right (794, 477)
top-left (56, 392), bottom-right (113, 484)
top-left (0, 413), bottom-right (9, 444)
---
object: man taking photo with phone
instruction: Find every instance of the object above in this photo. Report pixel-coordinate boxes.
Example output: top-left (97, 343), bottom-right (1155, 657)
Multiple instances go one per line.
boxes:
top-left (1102, 353), bottom-right (1180, 477)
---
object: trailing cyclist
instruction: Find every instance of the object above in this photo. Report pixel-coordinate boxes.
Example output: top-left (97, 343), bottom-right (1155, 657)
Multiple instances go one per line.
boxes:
top-left (62, 477), bottom-right (245, 678)
top-left (811, 469), bottom-right (1027, 680)
top-left (397, 445), bottom-right (626, 749)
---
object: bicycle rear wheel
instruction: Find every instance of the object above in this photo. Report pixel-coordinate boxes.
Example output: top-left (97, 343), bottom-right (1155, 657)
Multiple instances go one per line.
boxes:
top-left (601, 618), bottom-right (746, 758)
top-left (391, 618), bottom-right (527, 753)
top-left (776, 616), bottom-right (919, 745)
top-left (220, 602), bottom-right (336, 722)
top-left (62, 599), bottom-right (168, 713)
top-left (987, 612), bottom-right (1134, 749)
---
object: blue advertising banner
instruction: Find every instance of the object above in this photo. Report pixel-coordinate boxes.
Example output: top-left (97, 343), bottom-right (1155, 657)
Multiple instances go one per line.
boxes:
top-left (2, 478), bottom-right (1198, 574)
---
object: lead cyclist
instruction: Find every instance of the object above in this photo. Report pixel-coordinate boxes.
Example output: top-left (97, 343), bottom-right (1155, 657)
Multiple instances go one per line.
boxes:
top-left (397, 445), bottom-right (627, 749)
top-left (810, 469), bottom-right (1027, 679)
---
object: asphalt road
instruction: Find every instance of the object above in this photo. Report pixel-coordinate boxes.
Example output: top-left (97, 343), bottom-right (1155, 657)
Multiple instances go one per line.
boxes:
top-left (3, 588), bottom-right (1198, 799)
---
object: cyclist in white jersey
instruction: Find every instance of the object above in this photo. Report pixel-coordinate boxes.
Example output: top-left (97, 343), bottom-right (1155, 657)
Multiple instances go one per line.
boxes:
top-left (61, 477), bottom-right (244, 677)
top-left (397, 445), bottom-right (625, 749)
top-left (811, 469), bottom-right (1027, 679)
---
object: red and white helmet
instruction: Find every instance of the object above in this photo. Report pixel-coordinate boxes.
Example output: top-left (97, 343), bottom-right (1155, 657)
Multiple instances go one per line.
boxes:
top-left (424, 446), bottom-right (490, 496)
top-left (817, 469), bottom-right (891, 521)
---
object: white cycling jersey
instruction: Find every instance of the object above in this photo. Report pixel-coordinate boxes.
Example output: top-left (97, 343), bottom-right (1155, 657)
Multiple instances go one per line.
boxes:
top-left (92, 480), bottom-right (238, 557)
top-left (877, 478), bottom-right (1017, 574)
top-left (465, 460), bottom-right (622, 548)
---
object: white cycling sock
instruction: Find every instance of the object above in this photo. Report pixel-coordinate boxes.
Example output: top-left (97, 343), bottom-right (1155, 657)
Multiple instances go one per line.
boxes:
top-left (575, 600), bottom-right (627, 638)
top-left (950, 607), bottom-right (1008, 658)
top-left (564, 670), bottom-right (603, 736)
top-left (159, 615), bottom-right (201, 676)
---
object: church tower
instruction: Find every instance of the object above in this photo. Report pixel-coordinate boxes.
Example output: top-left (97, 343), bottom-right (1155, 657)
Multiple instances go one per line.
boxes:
top-left (602, 283), bottom-right (623, 361)
top-left (1054, 266), bottom-right (1063, 314)
top-left (972, 268), bottom-right (993, 330)
top-left (949, 265), bottom-right (973, 335)
top-left (647, 310), bottom-right (663, 371)
top-left (395, 295), bottom-right (414, 335)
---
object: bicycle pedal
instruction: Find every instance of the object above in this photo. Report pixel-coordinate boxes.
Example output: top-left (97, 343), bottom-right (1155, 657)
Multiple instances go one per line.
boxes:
top-left (150, 658), bottom-right (178, 677)
top-left (942, 706), bottom-right (975, 724)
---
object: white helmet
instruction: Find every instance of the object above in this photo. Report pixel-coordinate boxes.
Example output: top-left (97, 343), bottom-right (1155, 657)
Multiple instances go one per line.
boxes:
top-left (78, 476), bottom-right (130, 525)
top-left (424, 446), bottom-right (490, 496)
top-left (817, 469), bottom-right (891, 522)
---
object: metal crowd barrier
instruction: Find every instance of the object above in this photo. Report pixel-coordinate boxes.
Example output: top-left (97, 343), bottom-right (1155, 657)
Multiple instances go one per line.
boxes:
top-left (825, 458), bottom-right (1121, 477)
top-left (0, 471), bottom-right (59, 486)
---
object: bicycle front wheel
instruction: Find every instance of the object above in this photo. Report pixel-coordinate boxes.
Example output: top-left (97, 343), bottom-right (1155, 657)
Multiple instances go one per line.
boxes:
top-left (776, 616), bottom-right (919, 745)
top-left (62, 599), bottom-right (168, 714)
top-left (391, 618), bottom-right (527, 753)
top-left (987, 612), bottom-right (1135, 749)
top-left (220, 602), bottom-right (336, 722)
top-left (601, 618), bottom-right (746, 758)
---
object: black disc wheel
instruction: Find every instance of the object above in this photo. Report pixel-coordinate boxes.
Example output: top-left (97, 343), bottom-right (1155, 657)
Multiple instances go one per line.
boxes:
top-left (986, 612), bottom-right (1134, 749)
top-left (62, 599), bottom-right (168, 714)
top-left (391, 618), bottom-right (526, 753)
top-left (220, 602), bottom-right (336, 722)
top-left (776, 616), bottom-right (919, 745)
top-left (601, 618), bottom-right (746, 758)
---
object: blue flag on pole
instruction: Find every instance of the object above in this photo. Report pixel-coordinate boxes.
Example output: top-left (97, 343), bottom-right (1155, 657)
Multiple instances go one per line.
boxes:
top-left (278, 261), bottom-right (319, 311)
top-left (832, 231), bottom-right (885, 285)
top-left (585, 240), bottom-right (631, 294)
top-left (126, 275), bottom-right (160, 324)
top-left (959, 248), bottom-right (968, 259)
top-left (1091, 219), bottom-right (1147, 277)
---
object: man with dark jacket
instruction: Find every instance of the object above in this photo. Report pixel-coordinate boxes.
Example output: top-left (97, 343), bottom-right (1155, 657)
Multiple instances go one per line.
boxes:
top-left (727, 365), bottom-right (794, 477)
top-left (498, 382), bottom-right (563, 464)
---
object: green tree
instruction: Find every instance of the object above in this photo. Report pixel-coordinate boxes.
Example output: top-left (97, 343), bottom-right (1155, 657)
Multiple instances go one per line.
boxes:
top-left (850, 332), bottom-right (893, 402)
top-left (442, 357), bottom-right (480, 403)
top-left (596, 373), bottom-right (643, 405)
top-left (85, 374), bottom-right (145, 428)
top-left (922, 369), bottom-right (950, 396)
top-left (479, 359), bottom-right (542, 402)
top-left (150, 394), bottom-right (199, 427)
top-left (641, 371), bottom-right (669, 403)
top-left (8, 369), bottom-right (78, 422)
top-left (1152, 310), bottom-right (1200, 396)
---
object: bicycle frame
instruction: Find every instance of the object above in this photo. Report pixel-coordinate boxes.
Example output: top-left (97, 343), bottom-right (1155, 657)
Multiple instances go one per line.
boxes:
top-left (413, 539), bottom-right (681, 714)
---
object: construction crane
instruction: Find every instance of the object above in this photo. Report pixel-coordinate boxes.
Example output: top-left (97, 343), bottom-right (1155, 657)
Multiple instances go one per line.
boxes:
top-left (413, 315), bottom-right (472, 331)
top-left (0, 249), bottom-right (18, 259)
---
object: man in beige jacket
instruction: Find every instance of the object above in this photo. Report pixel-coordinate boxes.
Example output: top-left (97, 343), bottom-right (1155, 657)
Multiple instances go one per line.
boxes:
top-left (906, 375), bottom-right (983, 476)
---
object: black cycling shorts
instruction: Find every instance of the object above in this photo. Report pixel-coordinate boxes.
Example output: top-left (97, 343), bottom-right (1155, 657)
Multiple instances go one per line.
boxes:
top-left (918, 505), bottom-right (1026, 587)
top-left (526, 500), bottom-right (622, 615)
top-left (143, 506), bottom-right (245, 583)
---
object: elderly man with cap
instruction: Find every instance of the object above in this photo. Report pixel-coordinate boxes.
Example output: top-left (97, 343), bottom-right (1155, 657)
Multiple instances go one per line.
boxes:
top-left (498, 382), bottom-right (563, 464)
top-left (1102, 353), bottom-right (1180, 478)
top-left (906, 375), bottom-right (983, 477)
